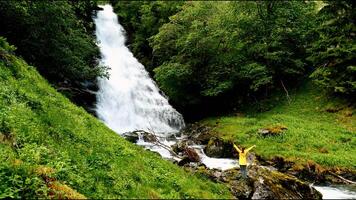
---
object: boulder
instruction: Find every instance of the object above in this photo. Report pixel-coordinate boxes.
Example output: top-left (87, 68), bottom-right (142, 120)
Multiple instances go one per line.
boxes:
top-left (177, 147), bottom-right (201, 166)
top-left (171, 140), bottom-right (189, 154)
top-left (141, 132), bottom-right (157, 143)
top-left (189, 165), bottom-right (322, 199)
top-left (182, 123), bottom-right (215, 144)
top-left (122, 132), bottom-right (139, 143)
top-left (205, 137), bottom-right (234, 158)
top-left (248, 165), bottom-right (322, 199)
top-left (192, 130), bottom-right (214, 145)
top-left (184, 147), bottom-right (200, 162)
top-left (122, 130), bottom-right (158, 143)
top-left (258, 125), bottom-right (288, 137)
top-left (229, 179), bottom-right (254, 199)
top-left (177, 157), bottom-right (192, 166)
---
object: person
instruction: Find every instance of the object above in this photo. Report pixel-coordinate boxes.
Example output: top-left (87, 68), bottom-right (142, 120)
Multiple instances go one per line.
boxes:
top-left (233, 144), bottom-right (256, 178)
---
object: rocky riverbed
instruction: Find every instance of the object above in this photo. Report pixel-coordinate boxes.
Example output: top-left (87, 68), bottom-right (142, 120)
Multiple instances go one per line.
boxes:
top-left (122, 123), bottom-right (356, 199)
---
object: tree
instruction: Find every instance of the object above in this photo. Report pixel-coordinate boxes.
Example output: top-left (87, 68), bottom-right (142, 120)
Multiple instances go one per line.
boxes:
top-left (150, 1), bottom-right (316, 116)
top-left (111, 1), bottom-right (183, 72)
top-left (308, 1), bottom-right (356, 97)
top-left (0, 1), bottom-right (105, 85)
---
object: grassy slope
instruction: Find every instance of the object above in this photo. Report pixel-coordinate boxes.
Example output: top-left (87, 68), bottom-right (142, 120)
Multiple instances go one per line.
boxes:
top-left (204, 84), bottom-right (355, 168)
top-left (0, 39), bottom-right (232, 198)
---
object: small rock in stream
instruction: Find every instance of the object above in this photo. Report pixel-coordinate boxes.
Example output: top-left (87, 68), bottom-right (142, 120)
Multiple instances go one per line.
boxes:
top-left (122, 130), bottom-right (158, 143)
top-left (122, 131), bottom-right (140, 143)
top-left (184, 147), bottom-right (200, 162)
top-left (171, 140), bottom-right (189, 154)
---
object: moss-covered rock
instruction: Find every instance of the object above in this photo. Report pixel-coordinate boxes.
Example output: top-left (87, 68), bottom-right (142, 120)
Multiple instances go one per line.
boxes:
top-left (258, 124), bottom-right (288, 137)
top-left (268, 156), bottom-right (356, 185)
top-left (249, 166), bottom-right (322, 199)
top-left (189, 164), bottom-right (322, 199)
top-left (182, 123), bottom-right (216, 144)
top-left (205, 137), bottom-right (234, 158)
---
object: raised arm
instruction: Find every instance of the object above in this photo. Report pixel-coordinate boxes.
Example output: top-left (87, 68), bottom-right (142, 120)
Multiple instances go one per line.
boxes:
top-left (246, 145), bottom-right (256, 152)
top-left (233, 144), bottom-right (241, 153)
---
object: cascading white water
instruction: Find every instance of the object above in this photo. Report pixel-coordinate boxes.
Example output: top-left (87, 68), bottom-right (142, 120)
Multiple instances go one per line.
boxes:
top-left (313, 185), bottom-right (356, 199)
top-left (94, 5), bottom-right (185, 134)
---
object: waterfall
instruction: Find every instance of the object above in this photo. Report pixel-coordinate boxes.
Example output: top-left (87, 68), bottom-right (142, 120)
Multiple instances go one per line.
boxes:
top-left (94, 5), bottom-right (185, 135)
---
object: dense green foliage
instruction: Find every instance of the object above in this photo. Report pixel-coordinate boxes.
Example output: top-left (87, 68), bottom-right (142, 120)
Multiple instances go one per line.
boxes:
top-left (0, 37), bottom-right (231, 198)
top-left (111, 1), bottom-right (183, 72)
top-left (308, 1), bottom-right (356, 97)
top-left (204, 83), bottom-right (355, 168)
top-left (150, 1), bottom-right (317, 116)
top-left (112, 1), bottom-right (354, 117)
top-left (0, 1), bottom-right (106, 85)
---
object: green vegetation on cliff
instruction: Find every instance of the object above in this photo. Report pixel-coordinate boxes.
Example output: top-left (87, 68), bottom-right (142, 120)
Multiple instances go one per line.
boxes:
top-left (204, 83), bottom-right (355, 168)
top-left (0, 37), bottom-right (231, 198)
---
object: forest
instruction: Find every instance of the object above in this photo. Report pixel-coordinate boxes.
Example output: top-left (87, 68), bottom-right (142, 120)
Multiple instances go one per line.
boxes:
top-left (1, 1), bottom-right (354, 117)
top-left (112, 1), bottom-right (355, 118)
top-left (0, 0), bottom-right (355, 199)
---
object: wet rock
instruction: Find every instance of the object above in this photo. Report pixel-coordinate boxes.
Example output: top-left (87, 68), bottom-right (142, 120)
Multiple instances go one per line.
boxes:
top-left (249, 165), bottom-right (322, 199)
top-left (188, 164), bottom-right (322, 199)
top-left (205, 137), bottom-right (234, 158)
top-left (182, 123), bottom-right (215, 144)
top-left (270, 156), bottom-right (294, 172)
top-left (167, 133), bottom-right (178, 140)
top-left (184, 147), bottom-right (200, 162)
top-left (270, 157), bottom-right (329, 184)
top-left (122, 132), bottom-right (139, 143)
top-left (220, 168), bottom-right (240, 182)
top-left (56, 80), bottom-right (99, 116)
top-left (266, 156), bottom-right (356, 185)
top-left (192, 130), bottom-right (214, 145)
top-left (178, 157), bottom-right (192, 166)
top-left (171, 140), bottom-right (189, 154)
top-left (332, 169), bottom-right (356, 182)
top-left (122, 130), bottom-right (158, 143)
top-left (212, 170), bottom-right (223, 179)
top-left (142, 132), bottom-right (157, 143)
top-left (177, 148), bottom-right (201, 166)
top-left (230, 179), bottom-right (254, 199)
top-left (290, 161), bottom-right (328, 184)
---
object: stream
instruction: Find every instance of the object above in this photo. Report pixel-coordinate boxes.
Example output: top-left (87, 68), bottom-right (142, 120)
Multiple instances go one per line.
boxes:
top-left (93, 4), bottom-right (356, 199)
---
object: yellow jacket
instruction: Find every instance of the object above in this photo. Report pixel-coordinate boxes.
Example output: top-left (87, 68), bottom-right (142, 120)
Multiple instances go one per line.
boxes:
top-left (233, 144), bottom-right (256, 165)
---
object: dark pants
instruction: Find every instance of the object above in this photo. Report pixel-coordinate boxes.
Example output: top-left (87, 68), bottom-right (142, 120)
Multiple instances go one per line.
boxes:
top-left (240, 165), bottom-right (247, 178)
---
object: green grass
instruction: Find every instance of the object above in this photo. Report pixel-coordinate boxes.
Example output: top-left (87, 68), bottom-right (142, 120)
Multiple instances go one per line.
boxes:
top-left (203, 84), bottom-right (355, 168)
top-left (0, 38), bottom-right (232, 198)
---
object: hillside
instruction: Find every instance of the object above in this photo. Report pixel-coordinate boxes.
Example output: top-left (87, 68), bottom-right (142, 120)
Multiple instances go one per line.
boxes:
top-left (203, 83), bottom-right (355, 168)
top-left (0, 38), bottom-right (232, 198)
